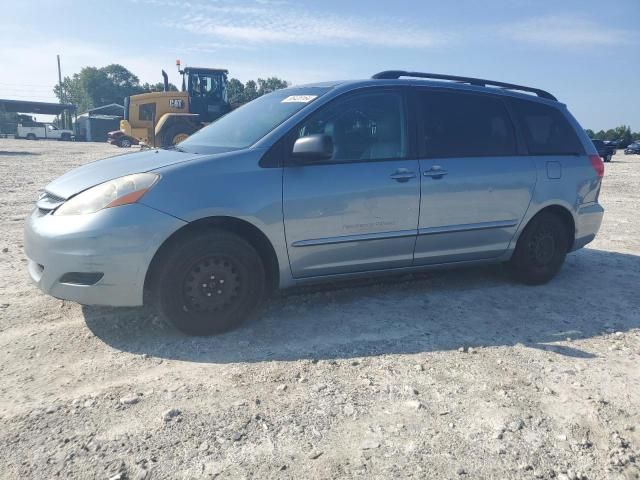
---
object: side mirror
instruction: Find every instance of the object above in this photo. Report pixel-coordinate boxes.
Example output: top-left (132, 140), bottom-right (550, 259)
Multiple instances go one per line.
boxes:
top-left (292, 134), bottom-right (333, 162)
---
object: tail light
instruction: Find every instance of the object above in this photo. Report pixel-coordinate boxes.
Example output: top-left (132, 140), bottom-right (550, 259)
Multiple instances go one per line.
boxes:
top-left (590, 154), bottom-right (604, 177)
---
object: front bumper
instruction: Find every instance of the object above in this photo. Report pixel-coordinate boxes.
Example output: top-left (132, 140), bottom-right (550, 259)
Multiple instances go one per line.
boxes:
top-left (24, 203), bottom-right (186, 306)
top-left (571, 202), bottom-right (604, 251)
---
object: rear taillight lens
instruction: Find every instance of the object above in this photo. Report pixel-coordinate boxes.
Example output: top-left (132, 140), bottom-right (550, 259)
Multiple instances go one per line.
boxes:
top-left (590, 154), bottom-right (604, 177)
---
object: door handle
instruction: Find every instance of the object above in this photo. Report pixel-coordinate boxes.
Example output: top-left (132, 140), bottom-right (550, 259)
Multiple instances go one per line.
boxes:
top-left (423, 165), bottom-right (448, 179)
top-left (390, 169), bottom-right (417, 182)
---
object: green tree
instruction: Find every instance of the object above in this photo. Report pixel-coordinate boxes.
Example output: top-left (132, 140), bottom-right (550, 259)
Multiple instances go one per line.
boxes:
top-left (243, 80), bottom-right (259, 103)
top-left (140, 82), bottom-right (179, 92)
top-left (54, 74), bottom-right (93, 113)
top-left (613, 125), bottom-right (633, 145)
top-left (226, 77), bottom-right (288, 106)
top-left (54, 64), bottom-right (146, 112)
top-left (586, 125), bottom-right (638, 145)
top-left (227, 78), bottom-right (245, 106)
top-left (257, 77), bottom-right (289, 96)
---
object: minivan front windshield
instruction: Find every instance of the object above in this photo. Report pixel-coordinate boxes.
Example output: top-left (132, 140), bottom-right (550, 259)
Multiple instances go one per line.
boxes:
top-left (178, 87), bottom-right (331, 153)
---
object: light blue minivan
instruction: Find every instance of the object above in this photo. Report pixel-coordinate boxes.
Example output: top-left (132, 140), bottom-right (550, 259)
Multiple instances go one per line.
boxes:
top-left (25, 71), bottom-right (605, 335)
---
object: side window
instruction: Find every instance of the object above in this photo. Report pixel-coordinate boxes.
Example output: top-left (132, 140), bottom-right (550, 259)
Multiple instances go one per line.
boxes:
top-left (139, 103), bottom-right (156, 121)
top-left (510, 99), bottom-right (584, 155)
top-left (297, 91), bottom-right (407, 162)
top-left (418, 90), bottom-right (517, 158)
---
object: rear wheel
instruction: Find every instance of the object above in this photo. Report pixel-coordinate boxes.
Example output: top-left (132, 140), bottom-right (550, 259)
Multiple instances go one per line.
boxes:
top-left (154, 231), bottom-right (266, 335)
top-left (118, 137), bottom-right (132, 148)
top-left (161, 123), bottom-right (197, 148)
top-left (510, 212), bottom-right (569, 285)
top-left (604, 154), bottom-right (612, 163)
top-left (26, 133), bottom-right (36, 140)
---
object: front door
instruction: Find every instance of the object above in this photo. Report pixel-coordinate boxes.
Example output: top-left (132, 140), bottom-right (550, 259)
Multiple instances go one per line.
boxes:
top-left (282, 89), bottom-right (420, 278)
top-left (414, 89), bottom-right (537, 265)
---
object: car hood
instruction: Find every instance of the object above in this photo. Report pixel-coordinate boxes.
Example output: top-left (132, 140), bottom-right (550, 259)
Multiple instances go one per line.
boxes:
top-left (45, 149), bottom-right (203, 199)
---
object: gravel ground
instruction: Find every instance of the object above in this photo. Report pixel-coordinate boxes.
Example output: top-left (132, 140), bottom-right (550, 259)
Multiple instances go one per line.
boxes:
top-left (0, 138), bottom-right (639, 480)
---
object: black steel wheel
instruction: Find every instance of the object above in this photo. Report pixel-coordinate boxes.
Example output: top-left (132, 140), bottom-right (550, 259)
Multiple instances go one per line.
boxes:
top-left (182, 256), bottom-right (243, 314)
top-left (154, 230), bottom-right (265, 335)
top-left (510, 212), bottom-right (569, 285)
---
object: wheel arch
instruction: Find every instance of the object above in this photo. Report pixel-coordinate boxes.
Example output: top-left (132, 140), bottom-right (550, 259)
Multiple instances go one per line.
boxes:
top-left (514, 203), bottom-right (576, 253)
top-left (144, 216), bottom-right (280, 300)
top-left (155, 113), bottom-right (200, 138)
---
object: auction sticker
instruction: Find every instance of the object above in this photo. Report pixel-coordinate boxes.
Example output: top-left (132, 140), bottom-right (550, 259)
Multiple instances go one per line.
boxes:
top-left (281, 95), bottom-right (317, 103)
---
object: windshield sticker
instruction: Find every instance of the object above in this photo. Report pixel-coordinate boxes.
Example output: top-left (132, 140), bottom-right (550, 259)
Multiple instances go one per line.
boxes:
top-left (281, 95), bottom-right (317, 103)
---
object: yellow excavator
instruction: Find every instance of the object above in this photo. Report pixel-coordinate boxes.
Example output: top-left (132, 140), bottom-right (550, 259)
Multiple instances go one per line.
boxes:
top-left (109, 60), bottom-right (231, 148)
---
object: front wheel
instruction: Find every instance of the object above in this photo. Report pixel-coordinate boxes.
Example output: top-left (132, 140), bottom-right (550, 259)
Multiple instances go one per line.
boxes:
top-left (161, 123), bottom-right (197, 148)
top-left (604, 154), bottom-right (612, 163)
top-left (154, 230), bottom-right (266, 335)
top-left (510, 212), bottom-right (569, 285)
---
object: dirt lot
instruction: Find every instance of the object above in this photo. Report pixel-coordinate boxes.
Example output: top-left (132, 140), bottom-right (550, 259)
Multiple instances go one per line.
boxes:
top-left (0, 138), bottom-right (638, 480)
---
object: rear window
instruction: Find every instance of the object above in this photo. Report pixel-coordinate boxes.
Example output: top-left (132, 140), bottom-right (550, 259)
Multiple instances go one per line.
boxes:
top-left (510, 99), bottom-right (583, 155)
top-left (417, 90), bottom-right (517, 158)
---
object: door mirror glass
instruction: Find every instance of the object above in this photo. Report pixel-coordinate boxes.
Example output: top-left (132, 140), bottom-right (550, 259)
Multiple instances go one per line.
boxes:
top-left (292, 134), bottom-right (333, 161)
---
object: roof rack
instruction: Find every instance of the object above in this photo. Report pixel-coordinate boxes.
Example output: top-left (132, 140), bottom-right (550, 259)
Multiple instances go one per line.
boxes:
top-left (371, 70), bottom-right (557, 101)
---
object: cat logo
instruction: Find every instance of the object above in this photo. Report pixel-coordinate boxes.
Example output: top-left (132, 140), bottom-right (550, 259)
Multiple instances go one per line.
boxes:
top-left (169, 99), bottom-right (184, 109)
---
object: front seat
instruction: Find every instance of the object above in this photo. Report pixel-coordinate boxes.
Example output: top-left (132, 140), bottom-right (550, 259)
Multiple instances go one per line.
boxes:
top-left (360, 117), bottom-right (402, 160)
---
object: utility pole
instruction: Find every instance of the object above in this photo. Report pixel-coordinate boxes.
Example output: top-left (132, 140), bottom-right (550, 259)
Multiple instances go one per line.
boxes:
top-left (56, 54), bottom-right (67, 129)
top-left (57, 54), bottom-right (62, 91)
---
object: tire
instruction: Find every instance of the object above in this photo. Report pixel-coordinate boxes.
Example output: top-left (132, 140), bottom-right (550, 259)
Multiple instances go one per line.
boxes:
top-left (26, 133), bottom-right (36, 140)
top-left (604, 154), bottom-right (612, 163)
top-left (154, 230), bottom-right (266, 335)
top-left (510, 212), bottom-right (569, 285)
top-left (60, 133), bottom-right (71, 141)
top-left (161, 123), bottom-right (197, 148)
top-left (118, 137), bottom-right (132, 148)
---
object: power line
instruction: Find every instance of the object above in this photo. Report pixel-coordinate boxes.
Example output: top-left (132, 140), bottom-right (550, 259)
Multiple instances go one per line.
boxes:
top-left (0, 88), bottom-right (56, 93)
top-left (0, 82), bottom-right (58, 88)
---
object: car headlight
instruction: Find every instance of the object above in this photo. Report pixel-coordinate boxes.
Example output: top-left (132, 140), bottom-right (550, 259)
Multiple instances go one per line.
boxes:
top-left (54, 173), bottom-right (160, 216)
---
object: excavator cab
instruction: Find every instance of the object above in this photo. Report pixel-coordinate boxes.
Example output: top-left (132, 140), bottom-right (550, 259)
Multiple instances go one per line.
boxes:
top-left (183, 67), bottom-right (230, 122)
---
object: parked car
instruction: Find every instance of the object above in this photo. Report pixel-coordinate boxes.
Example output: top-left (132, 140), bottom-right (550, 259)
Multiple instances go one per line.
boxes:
top-left (591, 139), bottom-right (616, 162)
top-left (624, 142), bottom-right (640, 155)
top-left (17, 123), bottom-right (73, 141)
top-left (107, 129), bottom-right (139, 148)
top-left (24, 71), bottom-right (605, 335)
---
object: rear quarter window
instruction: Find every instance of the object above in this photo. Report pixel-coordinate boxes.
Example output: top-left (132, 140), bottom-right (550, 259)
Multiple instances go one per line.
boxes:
top-left (510, 99), bottom-right (584, 155)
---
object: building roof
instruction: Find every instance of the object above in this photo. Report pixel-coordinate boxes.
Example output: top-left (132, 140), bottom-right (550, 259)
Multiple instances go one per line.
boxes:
top-left (82, 103), bottom-right (124, 116)
top-left (0, 99), bottom-right (76, 115)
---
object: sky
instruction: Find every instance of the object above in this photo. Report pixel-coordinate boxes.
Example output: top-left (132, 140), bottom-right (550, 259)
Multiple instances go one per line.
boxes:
top-left (0, 0), bottom-right (638, 130)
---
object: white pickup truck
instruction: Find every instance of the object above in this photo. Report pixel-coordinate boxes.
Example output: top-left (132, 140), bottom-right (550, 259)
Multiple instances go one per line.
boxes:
top-left (17, 123), bottom-right (73, 141)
